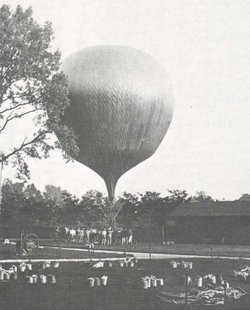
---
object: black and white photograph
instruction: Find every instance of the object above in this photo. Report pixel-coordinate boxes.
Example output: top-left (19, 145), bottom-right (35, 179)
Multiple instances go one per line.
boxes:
top-left (0, 0), bottom-right (250, 309)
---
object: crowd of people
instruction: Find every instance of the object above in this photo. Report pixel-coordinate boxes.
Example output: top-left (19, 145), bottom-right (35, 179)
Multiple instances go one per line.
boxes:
top-left (55, 226), bottom-right (133, 246)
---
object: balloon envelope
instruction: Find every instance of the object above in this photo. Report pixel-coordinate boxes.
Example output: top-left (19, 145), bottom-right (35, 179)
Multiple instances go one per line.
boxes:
top-left (60, 46), bottom-right (174, 200)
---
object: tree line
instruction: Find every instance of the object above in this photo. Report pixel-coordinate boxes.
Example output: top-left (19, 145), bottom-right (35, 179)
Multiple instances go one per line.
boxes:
top-left (0, 180), bottom-right (190, 236)
top-left (1, 179), bottom-right (249, 240)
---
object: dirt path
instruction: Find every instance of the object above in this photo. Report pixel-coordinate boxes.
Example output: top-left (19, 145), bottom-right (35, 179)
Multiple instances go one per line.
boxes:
top-left (0, 246), bottom-right (246, 263)
top-left (41, 245), bottom-right (250, 260)
top-left (1, 244), bottom-right (250, 263)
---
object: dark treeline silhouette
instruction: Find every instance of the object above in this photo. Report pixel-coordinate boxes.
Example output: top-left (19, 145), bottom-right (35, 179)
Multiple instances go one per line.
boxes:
top-left (3, 180), bottom-right (248, 242)
top-left (0, 180), bottom-right (190, 239)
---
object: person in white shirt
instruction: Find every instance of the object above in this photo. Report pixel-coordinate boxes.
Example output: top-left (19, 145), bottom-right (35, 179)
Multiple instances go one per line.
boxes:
top-left (107, 227), bottom-right (113, 245)
top-left (101, 228), bottom-right (107, 245)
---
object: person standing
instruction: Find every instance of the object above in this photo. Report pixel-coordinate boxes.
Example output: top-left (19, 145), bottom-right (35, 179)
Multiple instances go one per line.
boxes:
top-left (69, 227), bottom-right (76, 242)
top-left (107, 227), bottom-right (113, 245)
top-left (121, 228), bottom-right (126, 245)
top-left (76, 227), bottom-right (81, 243)
top-left (101, 228), bottom-right (107, 245)
top-left (128, 228), bottom-right (133, 245)
top-left (79, 227), bottom-right (84, 244)
top-left (85, 228), bottom-right (90, 243)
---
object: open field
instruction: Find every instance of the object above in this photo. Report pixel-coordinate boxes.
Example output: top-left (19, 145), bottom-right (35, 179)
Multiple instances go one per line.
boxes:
top-left (0, 256), bottom-right (249, 309)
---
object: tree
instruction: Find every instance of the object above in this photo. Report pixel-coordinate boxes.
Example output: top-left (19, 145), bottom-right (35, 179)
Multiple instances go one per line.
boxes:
top-left (57, 191), bottom-right (80, 225)
top-left (1, 179), bottom-right (38, 235)
top-left (1, 180), bottom-right (23, 234)
top-left (118, 192), bottom-right (140, 227)
top-left (24, 183), bottom-right (43, 202)
top-left (0, 4), bottom-right (78, 179)
top-left (138, 191), bottom-right (161, 219)
top-left (139, 190), bottom-right (189, 244)
top-left (193, 191), bottom-right (213, 202)
top-left (79, 190), bottom-right (110, 227)
top-left (43, 184), bottom-right (64, 205)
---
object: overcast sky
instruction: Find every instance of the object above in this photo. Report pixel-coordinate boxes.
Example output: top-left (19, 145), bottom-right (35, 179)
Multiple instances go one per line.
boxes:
top-left (2, 0), bottom-right (250, 200)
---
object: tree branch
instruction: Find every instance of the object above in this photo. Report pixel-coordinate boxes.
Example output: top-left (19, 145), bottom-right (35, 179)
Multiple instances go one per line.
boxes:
top-left (0, 95), bottom-right (11, 106)
top-left (0, 101), bottom-right (31, 115)
top-left (1, 130), bottom-right (49, 162)
top-left (0, 109), bottom-right (37, 133)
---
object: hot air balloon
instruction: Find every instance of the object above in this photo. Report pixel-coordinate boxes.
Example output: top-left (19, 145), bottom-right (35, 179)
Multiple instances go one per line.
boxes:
top-left (57, 45), bottom-right (174, 224)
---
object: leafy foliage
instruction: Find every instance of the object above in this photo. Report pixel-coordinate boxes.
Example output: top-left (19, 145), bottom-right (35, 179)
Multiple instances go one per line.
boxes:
top-left (118, 192), bottom-right (140, 227)
top-left (0, 4), bottom-right (78, 179)
top-left (0, 179), bottom-right (191, 237)
top-left (193, 191), bottom-right (214, 202)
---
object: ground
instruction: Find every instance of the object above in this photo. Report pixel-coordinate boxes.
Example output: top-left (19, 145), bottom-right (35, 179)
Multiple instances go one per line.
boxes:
top-left (3, 239), bottom-right (250, 259)
top-left (0, 244), bottom-right (249, 309)
top-left (0, 242), bottom-right (128, 260)
top-left (40, 241), bottom-right (250, 258)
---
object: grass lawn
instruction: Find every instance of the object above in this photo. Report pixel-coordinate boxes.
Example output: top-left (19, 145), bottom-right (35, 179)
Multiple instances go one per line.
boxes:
top-left (0, 257), bottom-right (249, 309)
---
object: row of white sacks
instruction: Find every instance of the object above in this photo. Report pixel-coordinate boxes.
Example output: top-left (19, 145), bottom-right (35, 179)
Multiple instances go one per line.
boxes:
top-left (0, 263), bottom-right (32, 274)
top-left (0, 263), bottom-right (33, 281)
top-left (92, 260), bottom-right (135, 268)
top-left (26, 274), bottom-right (56, 284)
top-left (87, 276), bottom-right (108, 287)
top-left (170, 260), bottom-right (193, 269)
top-left (0, 261), bottom-right (59, 273)
top-left (92, 257), bottom-right (137, 269)
top-left (185, 274), bottom-right (229, 288)
top-left (0, 261), bottom-right (60, 282)
top-left (141, 276), bottom-right (164, 289)
top-left (0, 271), bottom-right (56, 283)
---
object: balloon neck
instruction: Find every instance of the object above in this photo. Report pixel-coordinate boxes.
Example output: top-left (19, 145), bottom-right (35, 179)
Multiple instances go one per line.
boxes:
top-left (104, 175), bottom-right (117, 202)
